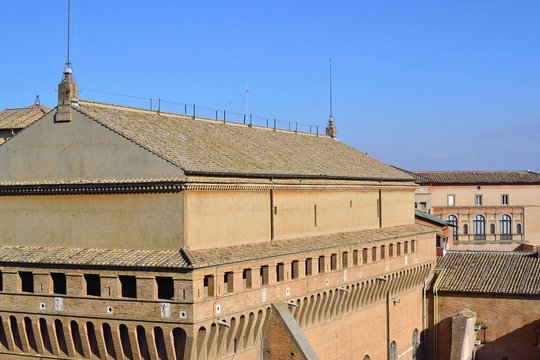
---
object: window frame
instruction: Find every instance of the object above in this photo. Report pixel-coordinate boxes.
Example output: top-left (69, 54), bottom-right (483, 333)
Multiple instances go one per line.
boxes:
top-left (447, 194), bottom-right (455, 206)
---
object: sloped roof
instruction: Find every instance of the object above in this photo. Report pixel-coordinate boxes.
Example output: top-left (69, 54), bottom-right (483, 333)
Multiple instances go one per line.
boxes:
top-left (0, 104), bottom-right (49, 130)
top-left (414, 171), bottom-right (540, 184)
top-left (434, 251), bottom-right (540, 295)
top-left (0, 224), bottom-right (433, 269)
top-left (74, 100), bottom-right (412, 181)
top-left (415, 210), bottom-right (447, 226)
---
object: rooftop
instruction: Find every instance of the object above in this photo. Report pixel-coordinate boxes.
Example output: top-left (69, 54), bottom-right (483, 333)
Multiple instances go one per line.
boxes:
top-left (72, 100), bottom-right (412, 181)
top-left (0, 104), bottom-right (49, 131)
top-left (0, 223), bottom-right (433, 269)
top-left (413, 170), bottom-right (540, 184)
top-left (433, 250), bottom-right (540, 296)
top-left (415, 210), bottom-right (447, 226)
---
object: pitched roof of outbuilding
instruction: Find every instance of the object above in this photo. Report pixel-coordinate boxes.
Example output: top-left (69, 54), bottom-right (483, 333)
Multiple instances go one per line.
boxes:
top-left (433, 250), bottom-right (540, 296)
top-left (0, 104), bottom-right (49, 130)
top-left (73, 100), bottom-right (412, 181)
top-left (414, 171), bottom-right (540, 184)
top-left (0, 223), bottom-right (433, 269)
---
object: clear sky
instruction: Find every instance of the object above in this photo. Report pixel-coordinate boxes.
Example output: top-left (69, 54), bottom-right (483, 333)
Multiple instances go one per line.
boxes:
top-left (1, 1), bottom-right (539, 171)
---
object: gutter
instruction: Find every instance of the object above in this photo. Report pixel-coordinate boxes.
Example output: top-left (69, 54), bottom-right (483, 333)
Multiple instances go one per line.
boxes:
top-left (184, 170), bottom-right (413, 182)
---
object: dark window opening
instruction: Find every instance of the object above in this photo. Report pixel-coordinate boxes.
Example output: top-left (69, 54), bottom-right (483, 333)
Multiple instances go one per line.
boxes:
top-left (260, 266), bottom-right (269, 285)
top-left (342, 252), bottom-right (349, 269)
top-left (203, 275), bottom-right (215, 297)
top-left (19, 271), bottom-right (34, 293)
top-left (404, 241), bottom-right (409, 255)
top-left (397, 243), bottom-right (402, 256)
top-left (371, 247), bottom-right (377, 262)
top-left (353, 250), bottom-right (359, 266)
top-left (119, 275), bottom-right (137, 299)
top-left (362, 248), bottom-right (368, 263)
top-left (380, 245), bottom-right (385, 260)
top-left (156, 277), bottom-right (174, 300)
top-left (389, 244), bottom-right (394, 257)
top-left (318, 256), bottom-right (325, 273)
top-left (51, 273), bottom-right (67, 295)
top-left (305, 258), bottom-right (313, 276)
top-left (84, 274), bottom-right (101, 297)
top-left (276, 263), bottom-right (285, 282)
top-left (224, 272), bottom-right (234, 293)
top-left (331, 254), bottom-right (337, 270)
top-left (242, 269), bottom-right (252, 289)
top-left (411, 240), bottom-right (416, 253)
top-left (291, 261), bottom-right (299, 279)
top-left (463, 224), bottom-right (469, 235)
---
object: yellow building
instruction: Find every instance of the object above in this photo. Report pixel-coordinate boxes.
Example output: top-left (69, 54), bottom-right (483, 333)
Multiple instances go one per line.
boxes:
top-left (0, 68), bottom-right (437, 359)
top-left (414, 171), bottom-right (540, 250)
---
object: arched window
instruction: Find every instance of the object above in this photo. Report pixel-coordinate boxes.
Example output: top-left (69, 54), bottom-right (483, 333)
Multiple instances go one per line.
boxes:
top-left (500, 215), bottom-right (512, 234)
top-left (412, 329), bottom-right (419, 360)
top-left (389, 341), bottom-right (397, 360)
top-left (463, 224), bottom-right (468, 235)
top-left (363, 356), bottom-right (371, 360)
top-left (517, 224), bottom-right (522, 234)
top-left (473, 215), bottom-right (485, 239)
top-left (446, 215), bottom-right (458, 240)
top-left (490, 223), bottom-right (495, 234)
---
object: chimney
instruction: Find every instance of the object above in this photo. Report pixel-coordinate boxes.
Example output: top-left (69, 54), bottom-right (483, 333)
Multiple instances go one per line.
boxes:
top-left (56, 67), bottom-right (78, 122)
top-left (326, 115), bottom-right (337, 138)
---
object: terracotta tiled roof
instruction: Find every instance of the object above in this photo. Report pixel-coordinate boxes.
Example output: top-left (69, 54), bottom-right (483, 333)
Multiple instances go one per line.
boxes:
top-left (74, 100), bottom-right (412, 181)
top-left (0, 224), bottom-right (433, 269)
top-left (434, 251), bottom-right (540, 295)
top-left (0, 105), bottom-right (49, 130)
top-left (413, 171), bottom-right (540, 184)
top-left (0, 246), bottom-right (190, 269)
top-left (189, 223), bottom-right (433, 267)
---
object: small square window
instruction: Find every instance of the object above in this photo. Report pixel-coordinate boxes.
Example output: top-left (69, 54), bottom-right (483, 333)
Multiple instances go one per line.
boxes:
top-left (475, 195), bottom-right (483, 206)
top-left (305, 258), bottom-right (313, 276)
top-left (51, 273), bottom-right (67, 295)
top-left (19, 271), bottom-right (34, 293)
top-left (242, 269), bottom-right (252, 289)
top-left (84, 274), bottom-right (101, 297)
top-left (224, 272), bottom-right (234, 293)
top-left (203, 275), bottom-right (215, 297)
top-left (260, 266), bottom-right (269, 285)
top-left (119, 276), bottom-right (137, 298)
top-left (420, 202), bottom-right (427, 209)
top-left (291, 261), bottom-right (299, 279)
top-left (448, 195), bottom-right (455, 206)
top-left (156, 276), bottom-right (174, 300)
top-left (502, 194), bottom-right (509, 205)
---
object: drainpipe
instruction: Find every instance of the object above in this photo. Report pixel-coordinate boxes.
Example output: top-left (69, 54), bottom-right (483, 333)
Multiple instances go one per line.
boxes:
top-left (386, 290), bottom-right (390, 360)
top-left (270, 188), bottom-right (274, 241)
top-left (432, 269), bottom-right (444, 360)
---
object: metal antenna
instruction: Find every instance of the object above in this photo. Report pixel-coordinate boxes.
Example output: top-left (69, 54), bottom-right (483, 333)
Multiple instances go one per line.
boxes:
top-left (329, 58), bottom-right (333, 118)
top-left (246, 66), bottom-right (249, 119)
top-left (66, 0), bottom-right (71, 69)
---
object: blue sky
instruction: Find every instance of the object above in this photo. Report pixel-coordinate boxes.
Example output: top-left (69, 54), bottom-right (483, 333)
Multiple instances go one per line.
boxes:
top-left (1, 1), bottom-right (539, 171)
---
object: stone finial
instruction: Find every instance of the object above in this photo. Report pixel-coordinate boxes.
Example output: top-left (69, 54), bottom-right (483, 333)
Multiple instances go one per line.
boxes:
top-left (56, 67), bottom-right (79, 122)
top-left (326, 116), bottom-right (336, 138)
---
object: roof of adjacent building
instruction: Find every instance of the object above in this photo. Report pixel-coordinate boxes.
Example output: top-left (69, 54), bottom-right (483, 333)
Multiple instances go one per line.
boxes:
top-left (0, 104), bottom-right (49, 130)
top-left (433, 250), bottom-right (540, 296)
top-left (413, 171), bottom-right (540, 184)
top-left (415, 210), bottom-right (447, 226)
top-left (0, 223), bottom-right (433, 269)
top-left (72, 100), bottom-right (412, 181)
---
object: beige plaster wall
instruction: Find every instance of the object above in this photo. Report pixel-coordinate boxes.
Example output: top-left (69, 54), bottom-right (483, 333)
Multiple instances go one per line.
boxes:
top-left (0, 110), bottom-right (183, 183)
top-left (273, 190), bottom-right (380, 241)
top-left (430, 185), bottom-right (540, 207)
top-left (0, 193), bottom-right (184, 250)
top-left (382, 190), bottom-right (415, 227)
top-left (185, 188), bottom-right (416, 250)
top-left (184, 191), bottom-right (270, 250)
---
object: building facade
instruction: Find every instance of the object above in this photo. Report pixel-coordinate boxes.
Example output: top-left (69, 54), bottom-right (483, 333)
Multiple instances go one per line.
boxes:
top-left (413, 171), bottom-right (540, 250)
top-left (0, 69), bottom-right (437, 359)
top-left (428, 250), bottom-right (540, 360)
